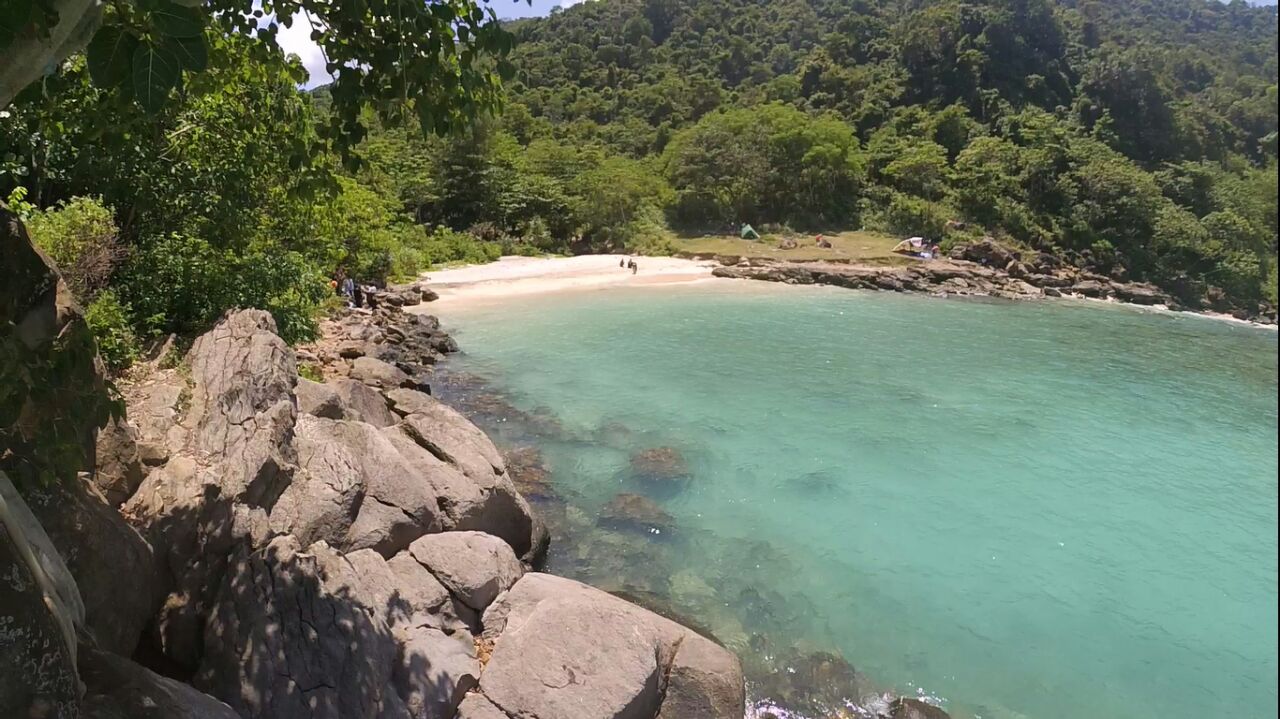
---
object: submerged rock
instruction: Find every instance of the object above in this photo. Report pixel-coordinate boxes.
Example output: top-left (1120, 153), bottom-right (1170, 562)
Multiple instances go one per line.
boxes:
top-left (890, 697), bottom-right (953, 719)
top-left (630, 446), bottom-right (691, 484)
top-left (599, 492), bottom-right (675, 533)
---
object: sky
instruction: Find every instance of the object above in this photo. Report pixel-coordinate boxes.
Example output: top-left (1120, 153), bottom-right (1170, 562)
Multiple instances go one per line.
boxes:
top-left (279, 0), bottom-right (586, 88)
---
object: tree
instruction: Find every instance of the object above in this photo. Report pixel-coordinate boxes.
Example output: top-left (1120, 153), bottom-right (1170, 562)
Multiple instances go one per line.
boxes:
top-left (1, 0), bottom-right (524, 163)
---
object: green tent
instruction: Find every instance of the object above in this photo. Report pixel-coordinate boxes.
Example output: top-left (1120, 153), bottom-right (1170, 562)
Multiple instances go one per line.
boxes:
top-left (740, 223), bottom-right (760, 240)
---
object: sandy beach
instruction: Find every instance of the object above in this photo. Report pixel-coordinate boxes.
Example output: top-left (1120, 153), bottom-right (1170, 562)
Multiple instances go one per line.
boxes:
top-left (412, 255), bottom-right (720, 305)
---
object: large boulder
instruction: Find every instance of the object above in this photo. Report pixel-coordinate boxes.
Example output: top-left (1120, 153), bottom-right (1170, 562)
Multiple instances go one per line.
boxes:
top-left (307, 545), bottom-right (481, 718)
top-left (385, 389), bottom-right (505, 480)
top-left (184, 308), bottom-right (297, 508)
top-left (295, 377), bottom-right (344, 419)
top-left (196, 535), bottom-right (401, 719)
top-left (273, 414), bottom-right (443, 556)
top-left (0, 472), bottom-right (83, 719)
top-left (382, 422), bottom-right (543, 563)
top-left (79, 646), bottom-right (240, 719)
top-left (122, 311), bottom-right (298, 670)
top-left (331, 378), bottom-right (398, 427)
top-left (92, 417), bottom-right (144, 507)
top-left (406, 531), bottom-right (524, 612)
top-left (25, 476), bottom-right (159, 657)
top-left (350, 356), bottom-right (412, 390)
top-left (474, 573), bottom-right (744, 719)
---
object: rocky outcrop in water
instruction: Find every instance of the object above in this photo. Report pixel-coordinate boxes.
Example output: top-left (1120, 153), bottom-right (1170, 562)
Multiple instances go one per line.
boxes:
top-left (695, 237), bottom-right (1277, 323)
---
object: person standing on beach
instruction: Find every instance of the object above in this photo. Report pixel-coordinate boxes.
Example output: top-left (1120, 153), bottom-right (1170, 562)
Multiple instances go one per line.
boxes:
top-left (620, 257), bottom-right (626, 268)
top-left (631, 260), bottom-right (638, 275)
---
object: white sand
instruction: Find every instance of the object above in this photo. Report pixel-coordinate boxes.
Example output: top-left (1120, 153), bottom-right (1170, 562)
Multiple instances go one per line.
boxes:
top-left (412, 255), bottom-right (720, 306)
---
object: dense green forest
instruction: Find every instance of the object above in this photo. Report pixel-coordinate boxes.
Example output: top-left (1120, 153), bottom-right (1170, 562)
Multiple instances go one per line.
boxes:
top-left (2, 0), bottom-right (1276, 370)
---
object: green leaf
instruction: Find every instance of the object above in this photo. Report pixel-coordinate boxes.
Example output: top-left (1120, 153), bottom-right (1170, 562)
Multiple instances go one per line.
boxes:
top-left (165, 34), bottom-right (207, 72)
top-left (132, 41), bottom-right (181, 114)
top-left (150, 1), bottom-right (205, 37)
top-left (86, 27), bottom-right (140, 88)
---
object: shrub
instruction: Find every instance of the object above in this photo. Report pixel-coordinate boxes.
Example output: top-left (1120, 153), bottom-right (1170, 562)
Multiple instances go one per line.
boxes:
top-left (25, 196), bottom-right (125, 299)
top-left (118, 233), bottom-right (328, 344)
top-left (83, 289), bottom-right (140, 371)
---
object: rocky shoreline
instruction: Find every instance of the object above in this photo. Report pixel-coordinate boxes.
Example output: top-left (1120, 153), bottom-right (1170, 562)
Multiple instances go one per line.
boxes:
top-left (2, 229), bottom-right (748, 719)
top-left (683, 238), bottom-right (1278, 326)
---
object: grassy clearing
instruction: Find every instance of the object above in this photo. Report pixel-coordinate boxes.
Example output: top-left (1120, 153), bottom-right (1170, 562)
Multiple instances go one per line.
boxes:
top-left (669, 230), bottom-right (916, 265)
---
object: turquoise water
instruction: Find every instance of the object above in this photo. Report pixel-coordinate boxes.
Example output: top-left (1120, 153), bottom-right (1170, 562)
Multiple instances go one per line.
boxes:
top-left (433, 283), bottom-right (1278, 719)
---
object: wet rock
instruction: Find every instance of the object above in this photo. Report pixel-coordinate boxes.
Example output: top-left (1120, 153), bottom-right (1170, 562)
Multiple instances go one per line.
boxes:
top-left (80, 646), bottom-right (240, 718)
top-left (1069, 279), bottom-right (1110, 298)
top-left (890, 697), bottom-right (953, 719)
top-left (407, 531), bottom-right (524, 611)
top-left (630, 446), bottom-right (690, 484)
top-left (599, 492), bottom-right (675, 533)
top-left (502, 446), bottom-right (559, 502)
top-left (1111, 282), bottom-right (1167, 306)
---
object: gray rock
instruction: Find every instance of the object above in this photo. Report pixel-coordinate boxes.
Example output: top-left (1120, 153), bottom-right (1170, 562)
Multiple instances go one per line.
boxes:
top-left (274, 415), bottom-right (442, 557)
top-left (1070, 279), bottom-right (1111, 298)
top-left (382, 424), bottom-right (540, 562)
top-left (196, 535), bottom-right (401, 719)
top-left (332, 378), bottom-right (398, 427)
top-left (387, 390), bottom-right (505, 480)
top-left (393, 626), bottom-right (480, 718)
top-left (657, 630), bottom-right (746, 719)
top-left (454, 693), bottom-right (510, 719)
top-left (296, 377), bottom-right (344, 419)
top-left (25, 476), bottom-right (159, 657)
top-left (407, 531), bottom-right (523, 611)
top-left (185, 309), bottom-right (297, 508)
top-left (93, 417), bottom-right (144, 506)
top-left (0, 472), bottom-right (81, 719)
top-left (477, 573), bottom-right (744, 719)
top-left (80, 646), bottom-right (240, 719)
top-left (351, 356), bottom-right (412, 390)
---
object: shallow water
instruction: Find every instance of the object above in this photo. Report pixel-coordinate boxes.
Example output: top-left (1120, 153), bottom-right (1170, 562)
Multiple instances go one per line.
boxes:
top-left (434, 283), bottom-right (1278, 719)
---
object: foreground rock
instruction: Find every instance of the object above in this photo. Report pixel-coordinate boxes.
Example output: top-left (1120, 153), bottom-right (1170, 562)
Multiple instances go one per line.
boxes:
top-left (80, 647), bottom-right (239, 719)
top-left (473, 572), bottom-right (745, 719)
top-left (0, 472), bottom-right (82, 719)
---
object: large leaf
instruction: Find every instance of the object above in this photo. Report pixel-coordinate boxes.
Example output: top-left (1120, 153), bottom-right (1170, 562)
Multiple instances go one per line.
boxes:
top-left (165, 34), bottom-right (208, 72)
top-left (150, 0), bottom-right (205, 37)
top-left (131, 41), bottom-right (181, 114)
top-left (86, 27), bottom-right (140, 88)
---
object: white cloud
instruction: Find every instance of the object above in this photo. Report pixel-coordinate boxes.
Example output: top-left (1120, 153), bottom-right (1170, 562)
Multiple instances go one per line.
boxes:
top-left (275, 12), bottom-right (332, 89)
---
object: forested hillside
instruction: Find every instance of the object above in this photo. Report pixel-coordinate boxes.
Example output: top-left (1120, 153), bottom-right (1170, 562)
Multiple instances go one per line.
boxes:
top-left (2, 0), bottom-right (1276, 372)
top-left (356, 0), bottom-right (1277, 311)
